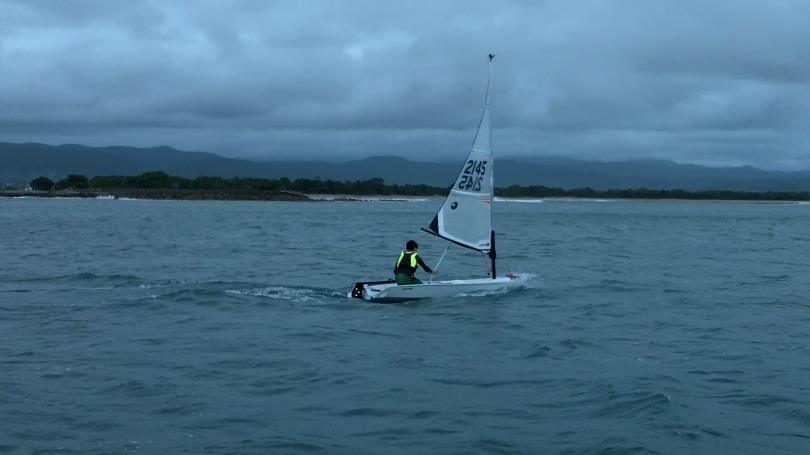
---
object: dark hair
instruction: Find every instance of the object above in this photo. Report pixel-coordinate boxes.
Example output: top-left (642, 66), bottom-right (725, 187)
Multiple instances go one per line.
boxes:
top-left (406, 240), bottom-right (418, 250)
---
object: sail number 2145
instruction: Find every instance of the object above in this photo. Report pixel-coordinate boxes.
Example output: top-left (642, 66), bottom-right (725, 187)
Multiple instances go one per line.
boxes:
top-left (457, 160), bottom-right (488, 192)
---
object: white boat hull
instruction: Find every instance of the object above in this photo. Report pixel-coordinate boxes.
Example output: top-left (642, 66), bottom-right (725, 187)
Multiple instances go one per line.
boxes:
top-left (348, 275), bottom-right (525, 303)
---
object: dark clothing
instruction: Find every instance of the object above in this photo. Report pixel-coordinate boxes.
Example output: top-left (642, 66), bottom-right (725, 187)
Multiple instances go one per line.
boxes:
top-left (395, 273), bottom-right (423, 285)
top-left (393, 250), bottom-right (432, 285)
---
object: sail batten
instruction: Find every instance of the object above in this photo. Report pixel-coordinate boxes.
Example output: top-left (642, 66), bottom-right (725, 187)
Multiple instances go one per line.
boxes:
top-left (425, 56), bottom-right (494, 253)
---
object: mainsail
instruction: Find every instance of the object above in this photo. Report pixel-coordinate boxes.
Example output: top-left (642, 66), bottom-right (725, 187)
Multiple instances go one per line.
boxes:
top-left (423, 55), bottom-right (495, 254)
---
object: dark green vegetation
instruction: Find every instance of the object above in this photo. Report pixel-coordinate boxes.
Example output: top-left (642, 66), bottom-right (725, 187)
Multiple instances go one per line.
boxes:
top-left (82, 172), bottom-right (442, 196)
top-left (15, 171), bottom-right (810, 201)
top-left (29, 176), bottom-right (55, 191)
top-left (9, 171), bottom-right (310, 201)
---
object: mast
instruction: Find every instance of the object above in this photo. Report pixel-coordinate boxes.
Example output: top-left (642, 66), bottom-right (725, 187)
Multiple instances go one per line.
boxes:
top-left (487, 54), bottom-right (496, 278)
top-left (489, 230), bottom-right (496, 278)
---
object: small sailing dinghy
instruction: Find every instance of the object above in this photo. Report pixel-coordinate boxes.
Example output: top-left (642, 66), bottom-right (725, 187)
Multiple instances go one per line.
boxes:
top-left (348, 55), bottom-right (526, 303)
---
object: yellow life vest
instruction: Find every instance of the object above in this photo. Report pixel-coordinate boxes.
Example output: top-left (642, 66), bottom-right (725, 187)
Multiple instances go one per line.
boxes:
top-left (396, 251), bottom-right (418, 272)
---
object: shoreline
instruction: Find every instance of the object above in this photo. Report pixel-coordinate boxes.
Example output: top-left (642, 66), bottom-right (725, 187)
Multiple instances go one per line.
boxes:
top-left (0, 189), bottom-right (312, 201)
top-left (2, 190), bottom-right (809, 204)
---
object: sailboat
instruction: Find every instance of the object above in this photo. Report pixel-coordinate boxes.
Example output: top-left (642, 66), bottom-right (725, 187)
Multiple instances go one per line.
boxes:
top-left (348, 54), bottom-right (525, 303)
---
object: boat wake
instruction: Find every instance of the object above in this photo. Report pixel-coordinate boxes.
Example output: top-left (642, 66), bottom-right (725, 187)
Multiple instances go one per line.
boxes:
top-left (454, 287), bottom-right (514, 297)
top-left (509, 272), bottom-right (540, 285)
top-left (456, 272), bottom-right (538, 296)
top-left (224, 285), bottom-right (339, 303)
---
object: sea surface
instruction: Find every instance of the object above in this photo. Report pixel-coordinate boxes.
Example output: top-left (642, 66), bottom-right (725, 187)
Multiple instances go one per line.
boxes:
top-left (1, 197), bottom-right (809, 454)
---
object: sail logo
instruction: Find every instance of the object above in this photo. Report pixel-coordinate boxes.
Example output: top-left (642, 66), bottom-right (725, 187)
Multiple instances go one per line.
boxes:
top-left (457, 160), bottom-right (488, 192)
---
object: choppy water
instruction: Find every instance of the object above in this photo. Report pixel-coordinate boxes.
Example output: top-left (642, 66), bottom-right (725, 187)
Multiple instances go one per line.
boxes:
top-left (1, 197), bottom-right (809, 454)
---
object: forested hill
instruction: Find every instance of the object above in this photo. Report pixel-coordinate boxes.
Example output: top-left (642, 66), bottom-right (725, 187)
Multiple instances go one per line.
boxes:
top-left (2, 142), bottom-right (810, 192)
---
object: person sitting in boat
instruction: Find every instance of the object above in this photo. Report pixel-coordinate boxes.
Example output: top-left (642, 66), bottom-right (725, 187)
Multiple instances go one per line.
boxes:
top-left (394, 240), bottom-right (434, 285)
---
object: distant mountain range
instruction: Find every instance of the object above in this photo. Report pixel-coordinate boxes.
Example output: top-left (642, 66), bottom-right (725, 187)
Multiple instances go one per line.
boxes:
top-left (2, 142), bottom-right (810, 191)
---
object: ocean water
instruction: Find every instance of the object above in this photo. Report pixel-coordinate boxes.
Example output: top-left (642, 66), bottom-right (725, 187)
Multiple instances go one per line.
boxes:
top-left (1, 197), bottom-right (809, 454)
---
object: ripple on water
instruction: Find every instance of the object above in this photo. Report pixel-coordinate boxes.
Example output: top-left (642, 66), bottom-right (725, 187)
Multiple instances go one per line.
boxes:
top-left (593, 392), bottom-right (672, 420)
top-left (4, 198), bottom-right (810, 454)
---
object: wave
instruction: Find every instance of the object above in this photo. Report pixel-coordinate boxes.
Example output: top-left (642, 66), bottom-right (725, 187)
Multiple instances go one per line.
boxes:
top-left (495, 197), bottom-right (619, 203)
top-left (309, 194), bottom-right (430, 202)
top-left (593, 392), bottom-right (672, 419)
top-left (357, 197), bottom-right (428, 202)
top-left (225, 286), bottom-right (325, 303)
top-left (494, 197), bottom-right (545, 203)
top-left (8, 272), bottom-right (142, 285)
top-left (455, 287), bottom-right (514, 298)
top-left (549, 198), bottom-right (616, 203)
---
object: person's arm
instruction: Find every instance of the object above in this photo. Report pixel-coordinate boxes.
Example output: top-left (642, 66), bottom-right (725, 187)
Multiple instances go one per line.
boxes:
top-left (416, 255), bottom-right (433, 274)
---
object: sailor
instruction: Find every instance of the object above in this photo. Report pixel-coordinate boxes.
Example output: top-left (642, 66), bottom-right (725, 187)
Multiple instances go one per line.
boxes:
top-left (393, 240), bottom-right (434, 285)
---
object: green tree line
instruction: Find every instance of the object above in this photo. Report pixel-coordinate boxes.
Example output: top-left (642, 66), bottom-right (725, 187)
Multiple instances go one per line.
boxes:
top-left (28, 171), bottom-right (810, 201)
top-left (29, 172), bottom-right (446, 196)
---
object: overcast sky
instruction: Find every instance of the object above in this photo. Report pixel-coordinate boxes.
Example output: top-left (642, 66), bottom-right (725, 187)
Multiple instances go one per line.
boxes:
top-left (1, 0), bottom-right (809, 169)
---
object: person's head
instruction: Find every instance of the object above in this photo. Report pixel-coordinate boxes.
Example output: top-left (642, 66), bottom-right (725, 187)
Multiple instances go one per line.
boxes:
top-left (406, 240), bottom-right (418, 251)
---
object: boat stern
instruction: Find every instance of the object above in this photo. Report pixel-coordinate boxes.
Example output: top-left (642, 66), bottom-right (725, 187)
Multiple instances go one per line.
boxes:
top-left (348, 279), bottom-right (396, 301)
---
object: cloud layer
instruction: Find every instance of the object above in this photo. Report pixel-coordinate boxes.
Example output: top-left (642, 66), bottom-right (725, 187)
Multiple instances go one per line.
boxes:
top-left (1, 0), bottom-right (809, 168)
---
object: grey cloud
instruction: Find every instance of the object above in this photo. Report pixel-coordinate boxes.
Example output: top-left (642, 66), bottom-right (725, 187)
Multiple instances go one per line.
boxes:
top-left (1, 0), bottom-right (809, 169)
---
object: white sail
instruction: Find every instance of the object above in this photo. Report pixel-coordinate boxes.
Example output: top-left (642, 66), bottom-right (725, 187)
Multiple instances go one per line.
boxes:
top-left (424, 56), bottom-right (494, 252)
